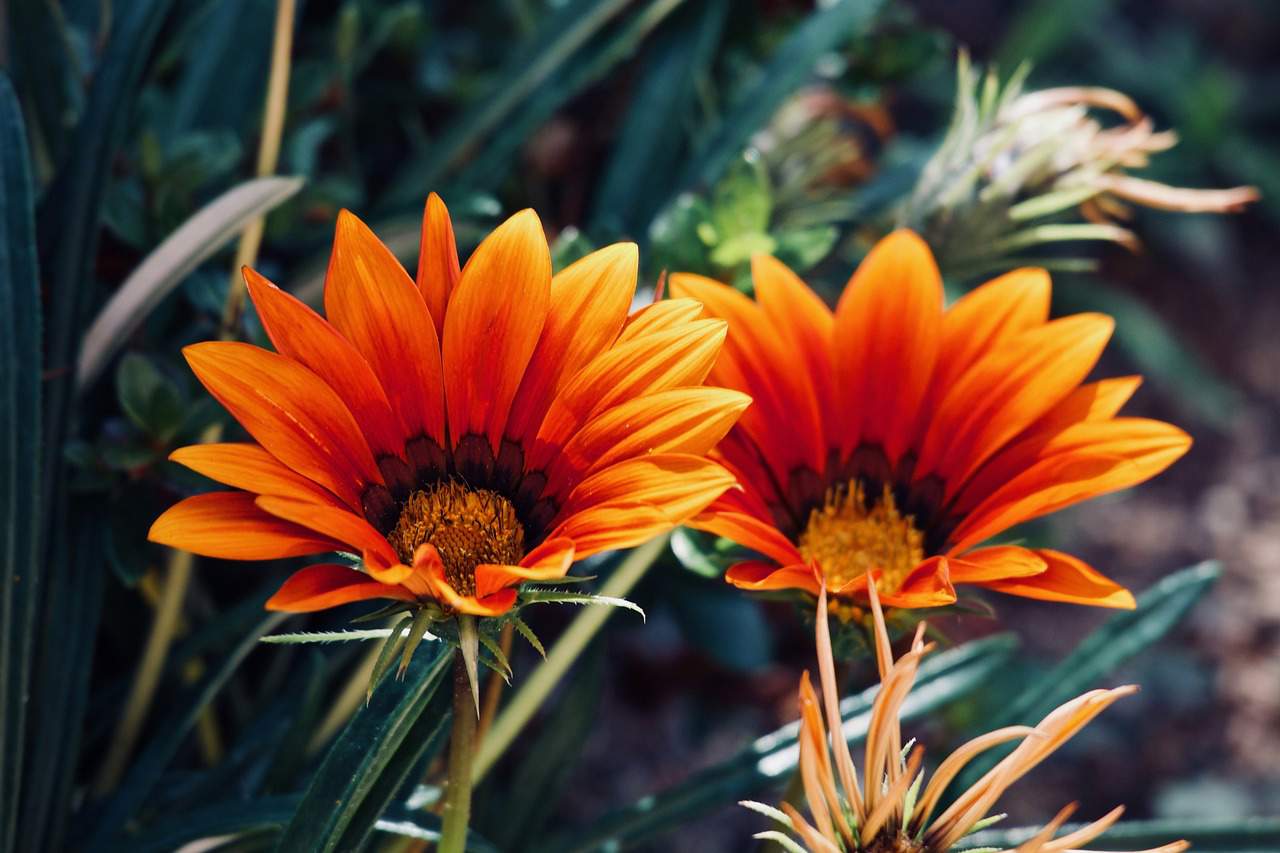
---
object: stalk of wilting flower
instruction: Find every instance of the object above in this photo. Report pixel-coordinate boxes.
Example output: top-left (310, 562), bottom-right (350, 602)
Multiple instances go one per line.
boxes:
top-left (896, 53), bottom-right (1258, 279)
top-left (742, 576), bottom-right (1190, 853)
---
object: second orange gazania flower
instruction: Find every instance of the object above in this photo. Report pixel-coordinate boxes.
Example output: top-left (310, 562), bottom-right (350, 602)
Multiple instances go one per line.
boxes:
top-left (673, 230), bottom-right (1190, 611)
top-left (150, 195), bottom-right (748, 617)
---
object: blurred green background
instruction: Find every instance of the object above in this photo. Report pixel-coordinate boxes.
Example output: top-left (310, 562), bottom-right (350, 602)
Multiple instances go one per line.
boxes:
top-left (3, 0), bottom-right (1279, 850)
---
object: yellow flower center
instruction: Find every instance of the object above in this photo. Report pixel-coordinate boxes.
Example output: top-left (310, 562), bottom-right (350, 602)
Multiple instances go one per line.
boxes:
top-left (798, 481), bottom-right (925, 595)
top-left (387, 481), bottom-right (524, 596)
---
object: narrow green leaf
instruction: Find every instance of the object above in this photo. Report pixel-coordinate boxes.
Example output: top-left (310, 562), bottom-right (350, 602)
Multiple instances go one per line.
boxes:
top-left (752, 830), bottom-right (809, 853)
top-left (100, 794), bottom-right (301, 853)
top-left (374, 802), bottom-right (501, 853)
top-left (0, 70), bottom-right (42, 853)
top-left (260, 627), bottom-right (406, 644)
top-left (478, 630), bottom-right (512, 682)
top-left (369, 615), bottom-right (414, 700)
top-left (676, 0), bottom-right (885, 192)
top-left (88, 612), bottom-right (287, 851)
top-left (539, 634), bottom-right (1018, 852)
top-left (17, 515), bottom-right (105, 853)
top-left (447, 0), bottom-right (688, 198)
top-left (589, 0), bottom-right (729, 237)
top-left (7, 0), bottom-right (84, 170)
top-left (274, 641), bottom-right (452, 853)
top-left (37, 0), bottom-right (179, 531)
top-left (384, 0), bottom-right (637, 205)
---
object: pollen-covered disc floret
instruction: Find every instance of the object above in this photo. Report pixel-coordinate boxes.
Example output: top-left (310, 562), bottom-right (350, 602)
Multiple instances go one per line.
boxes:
top-left (387, 482), bottom-right (524, 596)
top-left (799, 483), bottom-right (924, 596)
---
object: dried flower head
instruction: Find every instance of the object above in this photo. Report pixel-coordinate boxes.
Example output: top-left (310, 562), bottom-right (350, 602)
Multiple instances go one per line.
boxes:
top-left (897, 53), bottom-right (1258, 278)
top-left (743, 577), bottom-right (1190, 853)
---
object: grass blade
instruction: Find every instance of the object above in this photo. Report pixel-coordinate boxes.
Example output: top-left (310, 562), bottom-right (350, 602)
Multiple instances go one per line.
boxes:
top-left (274, 640), bottom-right (452, 853)
top-left (0, 71), bottom-right (42, 853)
top-left (676, 0), bottom-right (884, 192)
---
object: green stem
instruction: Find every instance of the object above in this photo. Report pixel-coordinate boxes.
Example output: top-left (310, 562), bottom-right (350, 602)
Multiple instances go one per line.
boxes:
top-left (440, 650), bottom-right (477, 853)
top-left (471, 533), bottom-right (668, 782)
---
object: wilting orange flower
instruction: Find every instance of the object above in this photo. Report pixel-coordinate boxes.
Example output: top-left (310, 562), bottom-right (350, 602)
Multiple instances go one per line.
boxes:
top-left (744, 578), bottom-right (1189, 853)
top-left (150, 195), bottom-right (747, 617)
top-left (672, 231), bottom-right (1190, 610)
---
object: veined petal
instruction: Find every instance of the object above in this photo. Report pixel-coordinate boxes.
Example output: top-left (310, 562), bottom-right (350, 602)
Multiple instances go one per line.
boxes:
top-left (617, 297), bottom-right (704, 341)
top-left (918, 313), bottom-right (1115, 499)
top-left (980, 549), bottom-right (1136, 608)
top-left (184, 342), bottom-right (382, 510)
top-left (473, 538), bottom-right (575, 597)
top-left (833, 230), bottom-right (944, 465)
top-left (752, 253), bottom-right (835, 427)
top-left (725, 561), bottom-right (820, 595)
top-left (170, 443), bottom-right (343, 507)
top-left (948, 545), bottom-right (1047, 582)
top-left (556, 454), bottom-right (737, 525)
top-left (324, 210), bottom-right (446, 449)
top-left (149, 492), bottom-right (341, 559)
top-left (243, 267), bottom-right (406, 461)
top-left (266, 564), bottom-right (413, 613)
top-left (444, 209), bottom-right (551, 452)
top-left (688, 505), bottom-right (804, 567)
top-left (548, 502), bottom-right (674, 559)
top-left (877, 556), bottom-right (956, 609)
top-left (543, 387), bottom-right (750, 504)
top-left (416, 192), bottom-right (461, 339)
top-left (949, 420), bottom-right (1191, 552)
top-left (423, 559), bottom-right (519, 616)
top-left (930, 267), bottom-right (1050, 396)
top-left (669, 271), bottom-right (825, 479)
top-left (529, 319), bottom-right (727, 471)
top-left (254, 495), bottom-right (400, 569)
top-left (504, 243), bottom-right (637, 447)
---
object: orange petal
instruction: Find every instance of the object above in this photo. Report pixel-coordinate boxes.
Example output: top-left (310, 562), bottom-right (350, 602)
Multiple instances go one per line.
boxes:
top-left (416, 192), bottom-right (461, 339)
top-left (529, 318), bottom-right (727, 471)
top-left (877, 556), bottom-right (956, 609)
top-left (617, 297), bottom-right (704, 341)
top-left (149, 492), bottom-right (342, 559)
top-left (504, 243), bottom-right (638, 447)
top-left (254, 494), bottom-right (400, 569)
top-left (557, 454), bottom-right (738, 525)
top-left (949, 419), bottom-right (1191, 552)
top-left (324, 210), bottom-right (446, 449)
top-left (668, 271), bottom-right (825, 479)
top-left (423, 560), bottom-right (520, 617)
top-left (266, 564), bottom-right (414, 612)
top-left (948, 545), bottom-right (1047, 583)
top-left (443, 209), bottom-right (552, 452)
top-left (930, 267), bottom-right (1050, 397)
top-left (548, 501), bottom-right (674, 560)
top-left (687, 505), bottom-right (803, 567)
top-left (979, 549), bottom-right (1135, 608)
top-left (832, 230), bottom-right (944, 465)
top-left (952, 377), bottom-right (1146, 513)
top-left (183, 342), bottom-right (381, 510)
top-left (170, 443), bottom-right (343, 507)
top-left (472, 538), bottom-right (577, 599)
top-left (725, 560), bottom-right (820, 595)
top-left (543, 387), bottom-right (751, 504)
top-left (917, 313), bottom-right (1115, 499)
top-left (751, 254), bottom-right (835, 426)
top-left (244, 267), bottom-right (406, 460)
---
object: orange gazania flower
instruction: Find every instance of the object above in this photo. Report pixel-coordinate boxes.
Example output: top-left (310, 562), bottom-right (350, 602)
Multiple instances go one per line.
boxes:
top-left (150, 196), bottom-right (747, 617)
top-left (745, 579), bottom-right (1189, 853)
top-left (671, 230), bottom-right (1190, 610)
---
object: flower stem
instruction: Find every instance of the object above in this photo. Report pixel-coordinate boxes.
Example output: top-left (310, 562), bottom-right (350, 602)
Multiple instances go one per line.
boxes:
top-left (471, 533), bottom-right (668, 783)
top-left (440, 647), bottom-right (478, 853)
